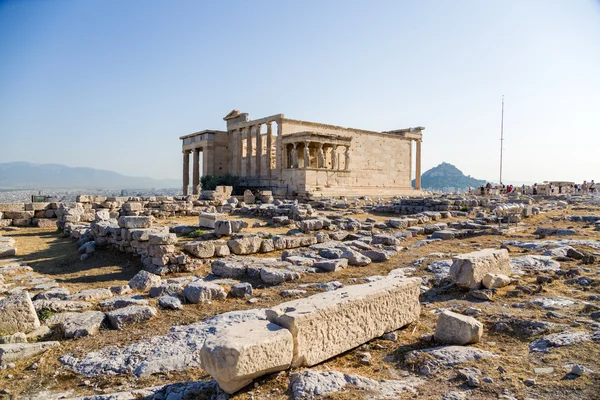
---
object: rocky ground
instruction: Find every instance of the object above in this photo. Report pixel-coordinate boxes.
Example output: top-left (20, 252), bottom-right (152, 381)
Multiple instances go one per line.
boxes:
top-left (1, 198), bottom-right (599, 400)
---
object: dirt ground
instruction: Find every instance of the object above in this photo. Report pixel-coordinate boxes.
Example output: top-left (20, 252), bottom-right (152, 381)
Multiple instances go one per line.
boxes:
top-left (1, 206), bottom-right (600, 399)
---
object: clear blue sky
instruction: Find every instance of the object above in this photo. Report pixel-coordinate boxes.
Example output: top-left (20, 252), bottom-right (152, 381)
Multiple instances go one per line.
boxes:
top-left (1, 0), bottom-right (599, 183)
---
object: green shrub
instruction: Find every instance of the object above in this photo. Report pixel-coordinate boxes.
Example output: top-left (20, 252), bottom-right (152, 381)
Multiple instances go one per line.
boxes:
top-left (38, 309), bottom-right (54, 322)
top-left (461, 205), bottom-right (469, 212)
top-left (186, 229), bottom-right (206, 238)
top-left (200, 174), bottom-right (241, 191)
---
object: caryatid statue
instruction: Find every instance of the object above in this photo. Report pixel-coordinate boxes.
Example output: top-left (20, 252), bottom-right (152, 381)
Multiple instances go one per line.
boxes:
top-left (291, 143), bottom-right (298, 168)
top-left (317, 143), bottom-right (325, 168)
top-left (344, 146), bottom-right (350, 170)
top-left (331, 145), bottom-right (338, 170)
top-left (303, 142), bottom-right (310, 168)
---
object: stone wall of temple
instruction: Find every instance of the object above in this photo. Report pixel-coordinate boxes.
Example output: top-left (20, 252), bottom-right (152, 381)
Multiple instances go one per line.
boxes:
top-left (278, 120), bottom-right (414, 197)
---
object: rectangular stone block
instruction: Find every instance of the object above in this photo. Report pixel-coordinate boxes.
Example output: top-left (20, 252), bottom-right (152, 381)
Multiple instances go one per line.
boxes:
top-left (118, 216), bottom-right (152, 229)
top-left (0, 204), bottom-right (24, 212)
top-left (266, 277), bottom-right (421, 367)
top-left (0, 342), bottom-right (60, 365)
top-left (25, 202), bottom-right (50, 211)
top-left (199, 212), bottom-right (225, 229)
top-left (200, 319), bottom-right (293, 393)
top-left (0, 292), bottom-right (41, 335)
top-left (449, 248), bottom-right (510, 289)
top-left (4, 211), bottom-right (34, 219)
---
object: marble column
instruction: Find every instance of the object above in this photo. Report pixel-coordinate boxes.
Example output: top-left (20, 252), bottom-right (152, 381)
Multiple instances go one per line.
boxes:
top-left (192, 148), bottom-right (200, 194)
top-left (245, 127), bottom-right (252, 177)
top-left (276, 122), bottom-right (283, 175)
top-left (415, 139), bottom-right (422, 190)
top-left (266, 122), bottom-right (273, 177)
top-left (182, 151), bottom-right (190, 195)
top-left (255, 124), bottom-right (262, 177)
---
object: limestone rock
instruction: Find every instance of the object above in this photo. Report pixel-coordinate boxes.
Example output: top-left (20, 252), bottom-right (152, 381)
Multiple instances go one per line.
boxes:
top-left (34, 287), bottom-right (70, 300)
top-left (529, 331), bottom-right (592, 352)
top-left (99, 296), bottom-right (149, 311)
top-left (341, 249), bottom-right (372, 266)
top-left (260, 267), bottom-right (301, 285)
top-left (33, 299), bottom-right (92, 313)
top-left (61, 311), bottom-right (106, 338)
top-left (200, 319), bottom-right (293, 393)
top-left (148, 233), bottom-right (177, 245)
top-left (67, 288), bottom-right (113, 302)
top-left (405, 345), bottom-right (497, 366)
top-left (148, 283), bottom-right (182, 298)
top-left (158, 295), bottom-right (183, 310)
top-left (0, 292), bottom-right (40, 335)
top-left (118, 216), bottom-right (152, 229)
top-left (0, 332), bottom-right (27, 344)
top-left (289, 369), bottom-right (423, 399)
top-left (60, 309), bottom-right (267, 377)
top-left (110, 285), bottom-right (132, 295)
top-left (313, 258), bottom-right (348, 272)
top-left (482, 273), bottom-right (511, 289)
top-left (0, 342), bottom-right (60, 365)
top-left (183, 281), bottom-right (227, 303)
top-left (449, 249), bottom-right (510, 289)
top-left (510, 255), bottom-right (561, 272)
top-left (227, 237), bottom-right (263, 255)
top-left (107, 306), bottom-right (157, 330)
top-left (184, 241), bottom-right (215, 258)
top-left (267, 277), bottom-right (421, 367)
top-left (129, 270), bottom-right (162, 291)
top-left (229, 282), bottom-right (253, 298)
top-left (211, 260), bottom-right (247, 278)
top-left (434, 310), bottom-right (483, 345)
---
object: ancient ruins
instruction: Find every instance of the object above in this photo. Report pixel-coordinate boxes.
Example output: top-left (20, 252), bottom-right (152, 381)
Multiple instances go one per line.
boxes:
top-left (181, 110), bottom-right (424, 198)
top-left (1, 189), bottom-right (600, 400)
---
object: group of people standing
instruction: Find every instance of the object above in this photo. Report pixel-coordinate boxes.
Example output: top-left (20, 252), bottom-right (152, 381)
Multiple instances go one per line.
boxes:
top-left (471, 180), bottom-right (596, 197)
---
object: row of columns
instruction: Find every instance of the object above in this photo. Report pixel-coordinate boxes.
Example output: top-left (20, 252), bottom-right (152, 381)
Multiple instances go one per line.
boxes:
top-left (231, 121), bottom-right (280, 178)
top-left (182, 147), bottom-right (204, 195)
top-left (287, 142), bottom-right (350, 171)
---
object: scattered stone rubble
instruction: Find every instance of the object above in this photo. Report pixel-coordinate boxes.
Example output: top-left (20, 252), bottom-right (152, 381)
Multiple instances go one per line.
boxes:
top-left (1, 192), bottom-right (599, 399)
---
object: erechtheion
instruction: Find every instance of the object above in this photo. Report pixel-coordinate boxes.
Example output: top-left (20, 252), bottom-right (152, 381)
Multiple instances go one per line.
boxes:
top-left (181, 110), bottom-right (424, 198)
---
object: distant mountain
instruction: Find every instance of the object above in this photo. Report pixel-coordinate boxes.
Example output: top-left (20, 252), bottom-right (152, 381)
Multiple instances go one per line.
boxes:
top-left (0, 162), bottom-right (179, 189)
top-left (413, 162), bottom-right (488, 191)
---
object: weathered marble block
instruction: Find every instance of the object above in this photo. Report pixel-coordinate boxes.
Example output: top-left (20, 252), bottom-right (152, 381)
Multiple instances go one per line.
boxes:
top-left (266, 277), bottom-right (421, 367)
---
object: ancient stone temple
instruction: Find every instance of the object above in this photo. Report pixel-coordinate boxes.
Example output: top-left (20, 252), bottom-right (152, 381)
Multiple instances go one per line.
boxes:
top-left (180, 110), bottom-right (424, 198)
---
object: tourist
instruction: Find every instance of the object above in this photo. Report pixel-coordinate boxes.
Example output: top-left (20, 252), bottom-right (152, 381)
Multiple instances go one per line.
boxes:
top-left (591, 180), bottom-right (596, 197)
top-left (533, 183), bottom-right (538, 195)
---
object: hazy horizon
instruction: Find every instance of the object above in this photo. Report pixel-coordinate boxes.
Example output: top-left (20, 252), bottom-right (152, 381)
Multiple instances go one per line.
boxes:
top-left (1, 0), bottom-right (599, 184)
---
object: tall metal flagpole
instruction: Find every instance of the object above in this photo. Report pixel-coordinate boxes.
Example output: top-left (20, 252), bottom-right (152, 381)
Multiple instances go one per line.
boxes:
top-left (499, 95), bottom-right (504, 185)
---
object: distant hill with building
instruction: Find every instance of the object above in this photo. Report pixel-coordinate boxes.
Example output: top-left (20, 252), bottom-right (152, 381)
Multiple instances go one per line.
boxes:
top-left (414, 162), bottom-right (488, 191)
top-left (0, 162), bottom-right (179, 189)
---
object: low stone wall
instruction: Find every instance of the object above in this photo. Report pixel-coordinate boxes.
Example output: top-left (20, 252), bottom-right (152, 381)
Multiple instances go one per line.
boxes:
top-left (0, 202), bottom-right (62, 228)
